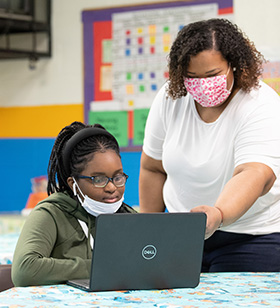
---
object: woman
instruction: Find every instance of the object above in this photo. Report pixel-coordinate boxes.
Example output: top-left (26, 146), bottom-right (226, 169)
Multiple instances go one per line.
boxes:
top-left (12, 121), bottom-right (136, 286)
top-left (139, 19), bottom-right (280, 272)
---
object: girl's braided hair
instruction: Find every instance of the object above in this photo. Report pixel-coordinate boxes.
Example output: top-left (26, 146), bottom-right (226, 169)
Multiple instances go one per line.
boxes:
top-left (168, 18), bottom-right (265, 100)
top-left (47, 121), bottom-right (120, 196)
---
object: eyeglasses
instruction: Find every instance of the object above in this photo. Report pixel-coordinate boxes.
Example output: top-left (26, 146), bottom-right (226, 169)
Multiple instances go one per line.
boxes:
top-left (77, 173), bottom-right (129, 188)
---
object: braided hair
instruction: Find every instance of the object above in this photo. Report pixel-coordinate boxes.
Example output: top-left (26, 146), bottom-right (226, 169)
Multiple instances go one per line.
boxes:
top-left (168, 18), bottom-right (265, 100)
top-left (47, 121), bottom-right (120, 196)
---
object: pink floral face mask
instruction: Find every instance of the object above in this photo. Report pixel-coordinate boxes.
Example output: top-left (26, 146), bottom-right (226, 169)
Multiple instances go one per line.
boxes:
top-left (184, 66), bottom-right (233, 107)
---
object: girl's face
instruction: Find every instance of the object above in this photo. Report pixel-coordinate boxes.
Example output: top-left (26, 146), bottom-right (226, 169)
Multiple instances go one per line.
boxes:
top-left (68, 150), bottom-right (125, 203)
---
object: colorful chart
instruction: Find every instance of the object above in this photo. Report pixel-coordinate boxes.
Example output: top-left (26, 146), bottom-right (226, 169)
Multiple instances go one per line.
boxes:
top-left (112, 3), bottom-right (220, 109)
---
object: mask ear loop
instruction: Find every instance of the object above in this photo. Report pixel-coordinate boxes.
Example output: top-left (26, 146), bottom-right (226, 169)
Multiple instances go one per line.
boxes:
top-left (227, 64), bottom-right (236, 93)
top-left (72, 177), bottom-right (85, 201)
top-left (72, 181), bottom-right (77, 196)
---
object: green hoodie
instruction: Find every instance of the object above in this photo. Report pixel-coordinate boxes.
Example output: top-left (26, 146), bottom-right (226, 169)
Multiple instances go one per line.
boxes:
top-left (11, 192), bottom-right (136, 287)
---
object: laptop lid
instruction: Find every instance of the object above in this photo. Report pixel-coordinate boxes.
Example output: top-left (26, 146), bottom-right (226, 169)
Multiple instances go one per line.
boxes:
top-left (85, 212), bottom-right (206, 292)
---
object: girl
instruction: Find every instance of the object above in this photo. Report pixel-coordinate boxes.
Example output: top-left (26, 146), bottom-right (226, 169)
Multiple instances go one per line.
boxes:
top-left (12, 121), bottom-right (136, 286)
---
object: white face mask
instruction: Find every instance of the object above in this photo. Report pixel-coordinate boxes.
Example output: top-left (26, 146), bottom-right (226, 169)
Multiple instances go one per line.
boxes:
top-left (72, 178), bottom-right (124, 217)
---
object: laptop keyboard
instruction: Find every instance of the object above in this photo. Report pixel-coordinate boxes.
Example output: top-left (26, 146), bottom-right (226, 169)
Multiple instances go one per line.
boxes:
top-left (74, 279), bottom-right (90, 288)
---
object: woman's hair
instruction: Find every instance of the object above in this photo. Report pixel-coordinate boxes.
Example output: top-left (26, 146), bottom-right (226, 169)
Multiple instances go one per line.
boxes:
top-left (47, 121), bottom-right (120, 196)
top-left (168, 18), bottom-right (265, 100)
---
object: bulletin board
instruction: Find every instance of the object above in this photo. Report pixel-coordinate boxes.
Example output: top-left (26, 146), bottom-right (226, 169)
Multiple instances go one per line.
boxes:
top-left (82, 0), bottom-right (234, 150)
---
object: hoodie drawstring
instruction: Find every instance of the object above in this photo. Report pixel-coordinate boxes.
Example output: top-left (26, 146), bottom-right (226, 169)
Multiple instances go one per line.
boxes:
top-left (78, 218), bottom-right (94, 256)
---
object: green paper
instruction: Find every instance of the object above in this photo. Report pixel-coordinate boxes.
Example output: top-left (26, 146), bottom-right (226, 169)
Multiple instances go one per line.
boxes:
top-left (133, 108), bottom-right (149, 146)
top-left (89, 111), bottom-right (128, 147)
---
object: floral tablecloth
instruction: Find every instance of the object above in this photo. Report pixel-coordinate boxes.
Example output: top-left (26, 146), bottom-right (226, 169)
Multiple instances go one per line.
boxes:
top-left (0, 214), bottom-right (24, 265)
top-left (1, 272), bottom-right (280, 307)
top-left (0, 233), bottom-right (19, 264)
top-left (0, 215), bottom-right (25, 235)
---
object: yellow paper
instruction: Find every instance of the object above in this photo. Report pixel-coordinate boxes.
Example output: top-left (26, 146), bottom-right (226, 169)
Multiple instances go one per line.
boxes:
top-left (100, 66), bottom-right (112, 92)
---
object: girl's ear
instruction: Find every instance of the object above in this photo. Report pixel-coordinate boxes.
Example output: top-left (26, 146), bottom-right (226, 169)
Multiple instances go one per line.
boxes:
top-left (67, 177), bottom-right (74, 192)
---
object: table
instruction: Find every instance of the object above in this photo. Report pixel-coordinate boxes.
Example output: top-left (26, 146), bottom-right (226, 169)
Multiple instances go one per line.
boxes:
top-left (0, 214), bottom-right (24, 265)
top-left (0, 215), bottom-right (25, 235)
top-left (0, 233), bottom-right (19, 264)
top-left (0, 272), bottom-right (279, 307)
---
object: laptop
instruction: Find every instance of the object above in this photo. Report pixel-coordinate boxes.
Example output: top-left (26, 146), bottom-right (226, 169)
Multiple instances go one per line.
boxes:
top-left (67, 212), bottom-right (206, 292)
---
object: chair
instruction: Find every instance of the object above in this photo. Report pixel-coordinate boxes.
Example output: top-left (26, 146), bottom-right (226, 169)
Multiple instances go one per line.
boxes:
top-left (0, 265), bottom-right (14, 292)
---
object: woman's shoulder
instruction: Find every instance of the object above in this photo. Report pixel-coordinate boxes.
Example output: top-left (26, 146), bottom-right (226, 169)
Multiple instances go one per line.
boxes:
top-left (151, 83), bottom-right (192, 122)
top-left (230, 81), bottom-right (280, 118)
top-left (249, 81), bottom-right (280, 105)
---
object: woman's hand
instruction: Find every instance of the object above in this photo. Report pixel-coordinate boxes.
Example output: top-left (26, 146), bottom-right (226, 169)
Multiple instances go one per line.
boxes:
top-left (191, 205), bottom-right (223, 239)
top-left (191, 162), bottom-right (276, 239)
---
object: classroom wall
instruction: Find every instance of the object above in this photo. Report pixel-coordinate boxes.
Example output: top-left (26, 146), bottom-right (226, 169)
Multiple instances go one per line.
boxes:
top-left (0, 0), bottom-right (280, 212)
top-left (234, 0), bottom-right (280, 62)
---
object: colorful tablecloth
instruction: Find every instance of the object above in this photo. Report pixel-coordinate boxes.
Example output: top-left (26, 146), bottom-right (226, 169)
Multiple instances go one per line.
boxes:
top-left (1, 272), bottom-right (280, 307)
top-left (0, 214), bottom-right (24, 265)
top-left (0, 233), bottom-right (19, 264)
top-left (0, 215), bottom-right (25, 235)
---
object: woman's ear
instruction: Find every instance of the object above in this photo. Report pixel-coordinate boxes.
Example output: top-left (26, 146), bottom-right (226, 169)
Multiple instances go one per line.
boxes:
top-left (67, 177), bottom-right (74, 192)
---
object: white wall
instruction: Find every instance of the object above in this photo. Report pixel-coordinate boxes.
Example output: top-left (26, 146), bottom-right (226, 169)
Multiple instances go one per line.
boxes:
top-left (234, 0), bottom-right (280, 61)
top-left (0, 0), bottom-right (172, 107)
top-left (0, 0), bottom-right (279, 107)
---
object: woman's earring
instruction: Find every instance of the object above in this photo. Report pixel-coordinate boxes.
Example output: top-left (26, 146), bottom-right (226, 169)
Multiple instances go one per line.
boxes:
top-left (233, 67), bottom-right (236, 72)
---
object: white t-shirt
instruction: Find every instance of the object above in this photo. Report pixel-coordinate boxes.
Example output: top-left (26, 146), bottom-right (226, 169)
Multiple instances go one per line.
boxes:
top-left (143, 81), bottom-right (280, 234)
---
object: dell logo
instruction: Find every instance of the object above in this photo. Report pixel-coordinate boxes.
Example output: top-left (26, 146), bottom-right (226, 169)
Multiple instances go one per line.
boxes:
top-left (142, 245), bottom-right (157, 260)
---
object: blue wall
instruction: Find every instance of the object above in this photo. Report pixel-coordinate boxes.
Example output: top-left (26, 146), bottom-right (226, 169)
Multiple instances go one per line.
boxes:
top-left (0, 139), bottom-right (141, 212)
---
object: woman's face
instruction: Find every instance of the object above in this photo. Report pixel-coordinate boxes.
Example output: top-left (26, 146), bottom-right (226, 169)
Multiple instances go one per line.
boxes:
top-left (69, 150), bottom-right (125, 203)
top-left (186, 49), bottom-right (234, 92)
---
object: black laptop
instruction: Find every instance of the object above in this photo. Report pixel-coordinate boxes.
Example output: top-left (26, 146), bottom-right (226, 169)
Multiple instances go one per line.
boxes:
top-left (67, 212), bottom-right (206, 292)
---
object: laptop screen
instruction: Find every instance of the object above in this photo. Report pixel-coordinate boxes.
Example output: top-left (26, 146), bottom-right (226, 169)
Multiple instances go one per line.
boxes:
top-left (86, 212), bottom-right (206, 291)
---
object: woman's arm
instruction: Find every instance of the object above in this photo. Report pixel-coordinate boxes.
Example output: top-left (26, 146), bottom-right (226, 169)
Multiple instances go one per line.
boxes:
top-left (139, 152), bottom-right (167, 212)
top-left (191, 162), bottom-right (276, 239)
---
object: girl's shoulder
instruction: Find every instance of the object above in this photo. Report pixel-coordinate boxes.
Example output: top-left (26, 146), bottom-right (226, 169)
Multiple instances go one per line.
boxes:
top-left (118, 203), bottom-right (138, 213)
